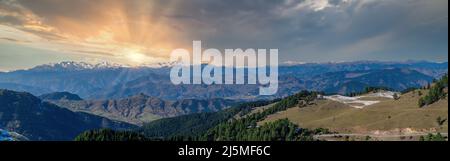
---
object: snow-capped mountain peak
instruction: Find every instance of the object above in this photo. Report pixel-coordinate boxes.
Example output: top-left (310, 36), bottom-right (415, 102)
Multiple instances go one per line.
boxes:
top-left (31, 61), bottom-right (125, 71)
top-left (28, 61), bottom-right (178, 72)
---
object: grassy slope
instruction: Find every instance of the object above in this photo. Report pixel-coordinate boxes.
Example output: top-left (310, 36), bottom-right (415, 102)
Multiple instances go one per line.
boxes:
top-left (259, 89), bottom-right (448, 135)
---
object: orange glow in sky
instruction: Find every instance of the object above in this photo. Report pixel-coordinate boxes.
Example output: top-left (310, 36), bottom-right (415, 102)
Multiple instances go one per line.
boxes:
top-left (0, 0), bottom-right (189, 66)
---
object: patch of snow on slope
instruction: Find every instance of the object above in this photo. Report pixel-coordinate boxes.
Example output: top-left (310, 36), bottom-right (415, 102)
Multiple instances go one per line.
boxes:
top-left (324, 91), bottom-right (400, 109)
top-left (324, 95), bottom-right (379, 109)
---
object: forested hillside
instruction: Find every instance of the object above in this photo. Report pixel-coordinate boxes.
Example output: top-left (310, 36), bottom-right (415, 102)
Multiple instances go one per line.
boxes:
top-left (419, 74), bottom-right (448, 107)
top-left (200, 91), bottom-right (330, 141)
top-left (75, 129), bottom-right (150, 141)
top-left (137, 100), bottom-right (276, 140)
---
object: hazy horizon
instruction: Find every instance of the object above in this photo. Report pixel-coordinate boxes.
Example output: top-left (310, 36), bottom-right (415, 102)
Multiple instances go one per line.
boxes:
top-left (0, 59), bottom-right (448, 73)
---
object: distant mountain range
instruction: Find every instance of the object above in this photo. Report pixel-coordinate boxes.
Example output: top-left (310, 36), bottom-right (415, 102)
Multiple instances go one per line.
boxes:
top-left (42, 92), bottom-right (237, 125)
top-left (0, 61), bottom-right (447, 100)
top-left (30, 61), bottom-right (123, 71)
top-left (0, 89), bottom-right (135, 141)
top-left (305, 68), bottom-right (434, 94)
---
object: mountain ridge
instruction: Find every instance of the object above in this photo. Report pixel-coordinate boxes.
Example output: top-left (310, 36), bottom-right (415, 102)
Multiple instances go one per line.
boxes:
top-left (43, 92), bottom-right (238, 125)
top-left (0, 61), bottom-right (446, 100)
top-left (0, 89), bottom-right (136, 140)
top-left (39, 92), bottom-right (83, 101)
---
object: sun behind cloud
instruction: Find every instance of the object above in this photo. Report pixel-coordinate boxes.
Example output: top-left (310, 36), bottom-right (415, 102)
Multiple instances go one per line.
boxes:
top-left (0, 0), bottom-right (189, 66)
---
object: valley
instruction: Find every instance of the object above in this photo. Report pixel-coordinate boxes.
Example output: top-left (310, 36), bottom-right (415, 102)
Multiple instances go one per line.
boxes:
top-left (43, 92), bottom-right (237, 125)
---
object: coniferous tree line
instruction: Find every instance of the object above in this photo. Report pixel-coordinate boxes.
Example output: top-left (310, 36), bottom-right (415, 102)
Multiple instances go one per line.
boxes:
top-left (74, 129), bottom-right (151, 141)
top-left (346, 86), bottom-right (394, 97)
top-left (419, 74), bottom-right (448, 107)
top-left (202, 119), bottom-right (316, 141)
top-left (136, 100), bottom-right (277, 139)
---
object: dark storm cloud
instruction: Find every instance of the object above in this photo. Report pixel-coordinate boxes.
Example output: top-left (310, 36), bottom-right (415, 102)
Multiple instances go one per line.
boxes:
top-left (146, 0), bottom-right (448, 62)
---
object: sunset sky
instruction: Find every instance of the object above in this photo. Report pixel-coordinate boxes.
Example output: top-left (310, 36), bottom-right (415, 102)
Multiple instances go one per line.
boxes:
top-left (0, 0), bottom-right (448, 71)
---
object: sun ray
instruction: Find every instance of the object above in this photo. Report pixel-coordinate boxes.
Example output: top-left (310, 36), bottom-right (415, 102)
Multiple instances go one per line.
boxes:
top-left (0, 0), bottom-right (189, 66)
